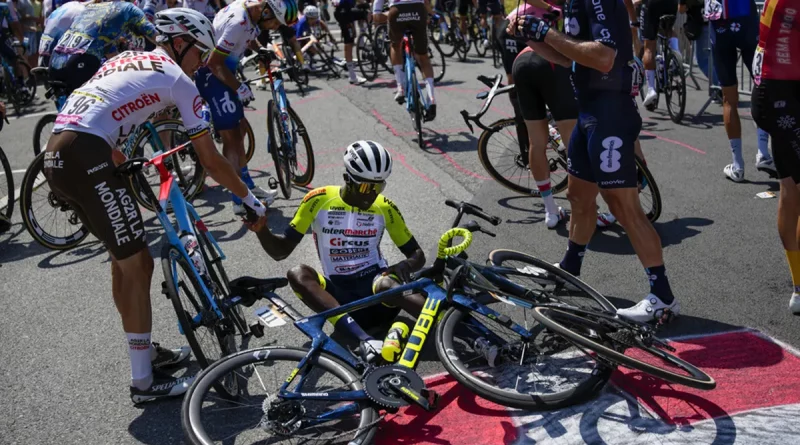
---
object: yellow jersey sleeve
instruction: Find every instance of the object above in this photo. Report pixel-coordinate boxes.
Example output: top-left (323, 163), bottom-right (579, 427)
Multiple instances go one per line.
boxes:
top-left (285, 187), bottom-right (336, 241)
top-left (377, 195), bottom-right (419, 255)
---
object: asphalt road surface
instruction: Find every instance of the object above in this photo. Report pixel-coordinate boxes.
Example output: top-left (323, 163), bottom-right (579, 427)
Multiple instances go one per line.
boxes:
top-left (1, 34), bottom-right (796, 445)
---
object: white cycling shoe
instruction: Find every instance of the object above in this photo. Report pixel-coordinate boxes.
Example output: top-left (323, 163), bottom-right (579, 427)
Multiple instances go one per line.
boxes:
top-left (394, 89), bottom-right (405, 104)
top-left (545, 207), bottom-right (566, 229)
top-left (616, 294), bottom-right (680, 324)
top-left (643, 89), bottom-right (658, 108)
top-left (790, 293), bottom-right (800, 315)
top-left (596, 212), bottom-right (617, 228)
top-left (723, 164), bottom-right (745, 183)
top-left (756, 154), bottom-right (778, 178)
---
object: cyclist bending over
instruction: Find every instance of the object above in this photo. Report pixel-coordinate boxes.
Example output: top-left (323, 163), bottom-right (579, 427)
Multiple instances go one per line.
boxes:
top-left (248, 141), bottom-right (426, 358)
top-left (374, 0), bottom-right (437, 120)
top-left (43, 8), bottom-right (267, 402)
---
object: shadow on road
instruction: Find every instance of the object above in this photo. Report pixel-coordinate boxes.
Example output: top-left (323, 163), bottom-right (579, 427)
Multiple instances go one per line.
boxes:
top-left (588, 217), bottom-right (713, 255)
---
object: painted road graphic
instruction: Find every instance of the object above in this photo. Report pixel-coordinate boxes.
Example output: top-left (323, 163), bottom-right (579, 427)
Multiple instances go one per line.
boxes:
top-left (375, 330), bottom-right (800, 444)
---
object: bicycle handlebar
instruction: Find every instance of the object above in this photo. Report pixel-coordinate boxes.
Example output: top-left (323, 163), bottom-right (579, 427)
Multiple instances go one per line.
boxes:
top-left (445, 199), bottom-right (502, 226)
top-left (460, 74), bottom-right (516, 133)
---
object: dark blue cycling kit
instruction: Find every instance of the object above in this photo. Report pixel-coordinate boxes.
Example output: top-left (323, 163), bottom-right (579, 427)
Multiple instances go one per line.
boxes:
top-left (564, 0), bottom-right (642, 189)
top-left (294, 16), bottom-right (311, 38)
top-left (707, 0), bottom-right (758, 87)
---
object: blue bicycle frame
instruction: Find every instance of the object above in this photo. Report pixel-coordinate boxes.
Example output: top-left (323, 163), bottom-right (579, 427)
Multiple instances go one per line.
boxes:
top-left (266, 67), bottom-right (297, 154)
top-left (403, 35), bottom-right (430, 116)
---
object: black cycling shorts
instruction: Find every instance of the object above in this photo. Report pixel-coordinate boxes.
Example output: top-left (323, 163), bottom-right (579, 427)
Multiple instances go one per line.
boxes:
top-left (334, 5), bottom-right (368, 44)
top-left (388, 3), bottom-right (428, 55)
top-left (457, 0), bottom-right (472, 16)
top-left (752, 79), bottom-right (800, 184)
top-left (315, 269), bottom-right (401, 330)
top-left (44, 131), bottom-right (147, 260)
top-left (512, 50), bottom-right (577, 121)
top-left (500, 32), bottom-right (521, 75)
top-left (48, 53), bottom-right (101, 95)
top-left (639, 0), bottom-right (678, 40)
top-left (710, 12), bottom-right (759, 88)
top-left (477, 0), bottom-right (502, 15)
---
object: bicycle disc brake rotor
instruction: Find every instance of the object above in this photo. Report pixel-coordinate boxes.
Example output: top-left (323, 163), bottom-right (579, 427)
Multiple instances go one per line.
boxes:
top-left (261, 397), bottom-right (305, 435)
top-left (364, 366), bottom-right (425, 409)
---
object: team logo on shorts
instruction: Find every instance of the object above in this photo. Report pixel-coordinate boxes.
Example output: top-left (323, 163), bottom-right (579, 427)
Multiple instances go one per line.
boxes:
top-left (600, 136), bottom-right (623, 173)
top-left (778, 115), bottom-right (796, 130)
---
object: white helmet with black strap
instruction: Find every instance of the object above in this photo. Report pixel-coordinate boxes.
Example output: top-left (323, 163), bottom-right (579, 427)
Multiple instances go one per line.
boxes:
top-left (344, 140), bottom-right (393, 182)
top-left (154, 8), bottom-right (215, 65)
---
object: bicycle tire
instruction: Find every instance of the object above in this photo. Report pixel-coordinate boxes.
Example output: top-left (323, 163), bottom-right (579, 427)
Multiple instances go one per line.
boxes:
top-left (20, 152), bottom-right (90, 250)
top-left (3, 69), bottom-right (22, 116)
top-left (129, 120), bottom-right (205, 212)
top-left (242, 117), bottom-right (257, 164)
top-left (636, 156), bottom-right (662, 223)
top-left (477, 117), bottom-right (568, 197)
top-left (472, 25), bottom-right (488, 57)
top-left (267, 101), bottom-right (292, 199)
top-left (455, 36), bottom-right (468, 61)
top-left (162, 244), bottom-right (239, 399)
top-left (0, 146), bottom-right (13, 220)
top-left (411, 78), bottom-right (424, 148)
top-left (438, 27), bottom-right (457, 57)
top-left (182, 346), bottom-right (379, 445)
top-left (436, 306), bottom-right (612, 410)
top-left (375, 25), bottom-right (393, 74)
top-left (286, 106), bottom-right (315, 187)
top-left (664, 49), bottom-right (686, 123)
top-left (33, 113), bottom-right (57, 156)
top-left (356, 33), bottom-right (377, 81)
top-left (530, 305), bottom-right (716, 390)
top-left (429, 41), bottom-right (446, 83)
top-left (492, 39), bottom-right (502, 68)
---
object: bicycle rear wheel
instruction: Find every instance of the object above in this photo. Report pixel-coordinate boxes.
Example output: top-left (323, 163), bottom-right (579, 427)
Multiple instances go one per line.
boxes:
top-left (477, 117), bottom-right (568, 196)
top-left (664, 49), bottom-right (686, 123)
top-left (636, 156), bottom-right (662, 223)
top-left (20, 152), bottom-right (90, 250)
top-left (435, 23), bottom-right (457, 57)
top-left (0, 146), bottom-right (13, 220)
top-left (241, 118), bottom-right (257, 164)
top-left (374, 25), bottom-right (393, 74)
top-left (182, 346), bottom-right (379, 445)
top-left (531, 305), bottom-right (716, 390)
top-left (162, 244), bottom-right (239, 399)
top-left (287, 106), bottom-right (315, 187)
top-left (33, 113), bottom-right (57, 156)
top-left (473, 25), bottom-right (488, 57)
top-left (267, 101), bottom-right (292, 199)
top-left (356, 33), bottom-right (378, 81)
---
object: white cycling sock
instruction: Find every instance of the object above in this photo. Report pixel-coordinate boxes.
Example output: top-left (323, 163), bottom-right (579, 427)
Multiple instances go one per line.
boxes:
top-left (536, 179), bottom-right (558, 215)
top-left (757, 128), bottom-right (771, 159)
top-left (393, 65), bottom-right (405, 92)
top-left (127, 332), bottom-right (153, 390)
top-left (347, 62), bottom-right (357, 81)
top-left (668, 37), bottom-right (680, 52)
top-left (646, 70), bottom-right (656, 90)
top-left (425, 77), bottom-right (435, 104)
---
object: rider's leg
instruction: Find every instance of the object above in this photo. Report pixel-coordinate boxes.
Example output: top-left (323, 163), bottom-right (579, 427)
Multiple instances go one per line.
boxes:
top-left (414, 9), bottom-right (436, 108)
top-left (721, 85), bottom-right (745, 174)
top-left (388, 7), bottom-right (407, 101)
top-left (642, 39), bottom-right (658, 101)
top-left (373, 274), bottom-right (425, 316)
top-left (343, 22), bottom-right (363, 83)
top-left (113, 250), bottom-right (155, 390)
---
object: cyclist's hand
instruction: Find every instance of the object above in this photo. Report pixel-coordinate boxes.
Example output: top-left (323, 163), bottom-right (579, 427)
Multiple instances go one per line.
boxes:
top-left (245, 214), bottom-right (268, 232)
top-left (507, 17), bottom-right (520, 36)
top-left (237, 83), bottom-right (255, 104)
top-left (519, 15), bottom-right (550, 43)
top-left (384, 260), bottom-right (412, 284)
top-left (111, 149), bottom-right (127, 167)
top-left (242, 190), bottom-right (267, 218)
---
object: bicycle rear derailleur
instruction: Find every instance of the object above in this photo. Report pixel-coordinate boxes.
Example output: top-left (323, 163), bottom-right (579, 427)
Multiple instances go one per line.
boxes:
top-left (363, 366), bottom-right (439, 412)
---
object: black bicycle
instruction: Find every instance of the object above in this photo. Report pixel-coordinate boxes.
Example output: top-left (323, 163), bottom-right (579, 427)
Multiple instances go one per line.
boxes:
top-left (641, 14), bottom-right (686, 123)
top-left (0, 116), bottom-right (12, 225)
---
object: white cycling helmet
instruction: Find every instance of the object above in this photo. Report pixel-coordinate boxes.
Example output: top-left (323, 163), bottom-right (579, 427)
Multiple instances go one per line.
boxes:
top-left (344, 141), bottom-right (393, 182)
top-left (154, 8), bottom-right (216, 52)
top-left (303, 5), bottom-right (319, 19)
top-left (263, 0), bottom-right (299, 26)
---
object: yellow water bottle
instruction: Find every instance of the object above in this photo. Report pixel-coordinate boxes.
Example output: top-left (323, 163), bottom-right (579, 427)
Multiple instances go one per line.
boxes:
top-left (381, 322), bottom-right (410, 363)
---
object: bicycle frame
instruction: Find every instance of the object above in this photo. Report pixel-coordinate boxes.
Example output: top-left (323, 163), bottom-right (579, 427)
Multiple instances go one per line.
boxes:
top-left (460, 74), bottom-right (514, 133)
top-left (403, 35), bottom-right (428, 114)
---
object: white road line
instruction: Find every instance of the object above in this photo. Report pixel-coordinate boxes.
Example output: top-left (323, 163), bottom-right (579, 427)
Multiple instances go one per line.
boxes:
top-left (0, 169), bottom-right (28, 175)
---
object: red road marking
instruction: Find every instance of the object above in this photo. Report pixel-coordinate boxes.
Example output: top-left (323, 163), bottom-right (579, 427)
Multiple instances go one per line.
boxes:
top-left (640, 130), bottom-right (707, 155)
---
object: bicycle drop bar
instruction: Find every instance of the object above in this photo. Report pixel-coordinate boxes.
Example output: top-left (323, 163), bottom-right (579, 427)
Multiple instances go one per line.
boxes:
top-left (445, 199), bottom-right (502, 226)
top-left (460, 74), bottom-right (515, 133)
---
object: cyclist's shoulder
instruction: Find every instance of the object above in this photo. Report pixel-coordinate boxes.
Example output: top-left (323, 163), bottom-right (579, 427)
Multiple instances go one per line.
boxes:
top-left (298, 186), bottom-right (342, 210)
top-left (374, 195), bottom-right (408, 220)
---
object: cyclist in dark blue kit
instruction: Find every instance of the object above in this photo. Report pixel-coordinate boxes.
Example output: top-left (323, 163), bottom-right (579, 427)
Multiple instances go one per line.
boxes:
top-left (519, 0), bottom-right (678, 323)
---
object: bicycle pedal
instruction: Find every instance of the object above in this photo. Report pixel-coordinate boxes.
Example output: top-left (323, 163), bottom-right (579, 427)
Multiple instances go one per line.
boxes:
top-left (249, 321), bottom-right (265, 338)
top-left (387, 380), bottom-right (438, 411)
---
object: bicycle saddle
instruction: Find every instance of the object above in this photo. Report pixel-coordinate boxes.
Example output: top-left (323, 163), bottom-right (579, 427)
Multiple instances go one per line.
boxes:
top-left (230, 276), bottom-right (289, 294)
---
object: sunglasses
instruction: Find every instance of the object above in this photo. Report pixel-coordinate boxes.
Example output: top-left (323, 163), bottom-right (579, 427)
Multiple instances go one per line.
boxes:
top-left (346, 174), bottom-right (386, 194)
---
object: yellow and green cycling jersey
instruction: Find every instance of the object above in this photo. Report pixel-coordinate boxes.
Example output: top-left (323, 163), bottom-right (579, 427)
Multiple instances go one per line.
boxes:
top-left (285, 186), bottom-right (420, 279)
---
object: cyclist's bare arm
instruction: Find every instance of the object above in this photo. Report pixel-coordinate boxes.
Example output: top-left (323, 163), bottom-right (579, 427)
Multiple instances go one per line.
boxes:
top-left (192, 134), bottom-right (249, 197)
top-left (252, 222), bottom-right (301, 261)
top-left (207, 50), bottom-right (242, 91)
top-left (524, 0), bottom-right (554, 11)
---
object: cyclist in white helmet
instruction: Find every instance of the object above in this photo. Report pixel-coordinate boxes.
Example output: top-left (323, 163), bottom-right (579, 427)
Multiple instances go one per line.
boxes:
top-left (248, 140), bottom-right (427, 360)
top-left (43, 7), bottom-right (267, 403)
top-left (292, 4), bottom-right (330, 67)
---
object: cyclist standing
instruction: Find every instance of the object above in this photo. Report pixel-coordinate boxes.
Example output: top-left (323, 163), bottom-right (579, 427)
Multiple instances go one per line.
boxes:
top-left (248, 141), bottom-right (426, 358)
top-left (520, 0), bottom-right (678, 322)
top-left (332, 0), bottom-right (367, 84)
top-left (705, 0), bottom-right (774, 182)
top-left (373, 0), bottom-right (437, 120)
top-left (43, 8), bottom-right (267, 402)
top-left (639, 0), bottom-right (681, 108)
top-left (197, 0), bottom-right (298, 215)
top-left (750, 0), bottom-right (800, 313)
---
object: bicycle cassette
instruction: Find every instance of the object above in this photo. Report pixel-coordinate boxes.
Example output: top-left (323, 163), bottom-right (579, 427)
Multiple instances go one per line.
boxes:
top-left (363, 366), bottom-right (426, 409)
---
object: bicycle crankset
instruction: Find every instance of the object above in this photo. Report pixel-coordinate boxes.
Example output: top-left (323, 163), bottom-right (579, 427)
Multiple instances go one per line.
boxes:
top-left (363, 366), bottom-right (438, 411)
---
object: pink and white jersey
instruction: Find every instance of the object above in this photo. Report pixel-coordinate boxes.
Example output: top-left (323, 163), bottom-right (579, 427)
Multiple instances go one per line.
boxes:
top-left (53, 48), bottom-right (209, 147)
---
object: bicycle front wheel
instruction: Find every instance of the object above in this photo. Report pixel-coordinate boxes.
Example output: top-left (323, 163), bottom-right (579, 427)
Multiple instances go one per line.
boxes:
top-left (182, 346), bottom-right (379, 445)
top-left (1, 146), bottom-right (13, 220)
top-left (267, 101), bottom-right (292, 199)
top-left (33, 113), bottom-right (57, 156)
top-left (477, 118), bottom-right (568, 196)
top-left (664, 49), bottom-right (686, 123)
top-left (531, 305), bottom-right (716, 390)
top-left (429, 41), bottom-right (446, 83)
top-left (162, 244), bottom-right (239, 399)
top-left (20, 152), bottom-right (90, 250)
top-left (242, 117), bottom-right (257, 164)
top-left (356, 33), bottom-right (377, 81)
top-left (636, 156), bottom-right (662, 223)
top-left (287, 106), bottom-right (315, 187)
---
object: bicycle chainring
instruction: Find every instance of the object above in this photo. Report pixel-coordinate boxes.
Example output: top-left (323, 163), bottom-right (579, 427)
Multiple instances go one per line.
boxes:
top-left (363, 366), bottom-right (425, 409)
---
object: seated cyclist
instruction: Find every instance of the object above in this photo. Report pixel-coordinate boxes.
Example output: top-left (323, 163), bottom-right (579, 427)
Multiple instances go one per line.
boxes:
top-left (476, 0), bottom-right (502, 42)
top-left (248, 141), bottom-right (426, 358)
top-left (198, 0), bottom-right (299, 215)
top-left (43, 8), bottom-right (268, 402)
top-left (37, 0), bottom-right (85, 68)
top-left (48, 1), bottom-right (157, 96)
top-left (294, 4), bottom-right (331, 65)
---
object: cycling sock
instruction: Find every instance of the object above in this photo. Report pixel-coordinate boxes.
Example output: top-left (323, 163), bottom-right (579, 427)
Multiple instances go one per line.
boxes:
top-left (560, 240), bottom-right (587, 276)
top-left (786, 251), bottom-right (800, 294)
top-left (127, 333), bottom-right (153, 390)
top-left (393, 65), bottom-right (405, 92)
top-left (668, 37), bottom-right (680, 52)
top-left (730, 138), bottom-right (744, 171)
top-left (646, 70), bottom-right (656, 90)
top-left (329, 312), bottom-right (372, 342)
top-left (346, 62), bottom-right (357, 81)
top-left (536, 179), bottom-right (557, 215)
top-left (756, 128), bottom-right (771, 159)
top-left (425, 77), bottom-right (435, 104)
top-left (240, 166), bottom-right (256, 189)
top-left (231, 192), bottom-right (243, 205)
top-left (645, 265), bottom-right (674, 305)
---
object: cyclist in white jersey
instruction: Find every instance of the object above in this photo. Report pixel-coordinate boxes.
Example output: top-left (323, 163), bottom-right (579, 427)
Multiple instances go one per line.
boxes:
top-left (184, 0), bottom-right (220, 18)
top-left (38, 0), bottom-right (86, 67)
top-left (141, 0), bottom-right (183, 22)
top-left (43, 8), bottom-right (267, 403)
top-left (197, 0), bottom-right (298, 215)
top-left (373, 0), bottom-right (437, 120)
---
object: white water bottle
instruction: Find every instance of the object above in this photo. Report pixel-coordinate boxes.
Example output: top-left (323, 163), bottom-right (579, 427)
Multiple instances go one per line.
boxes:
top-left (180, 232), bottom-right (207, 276)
